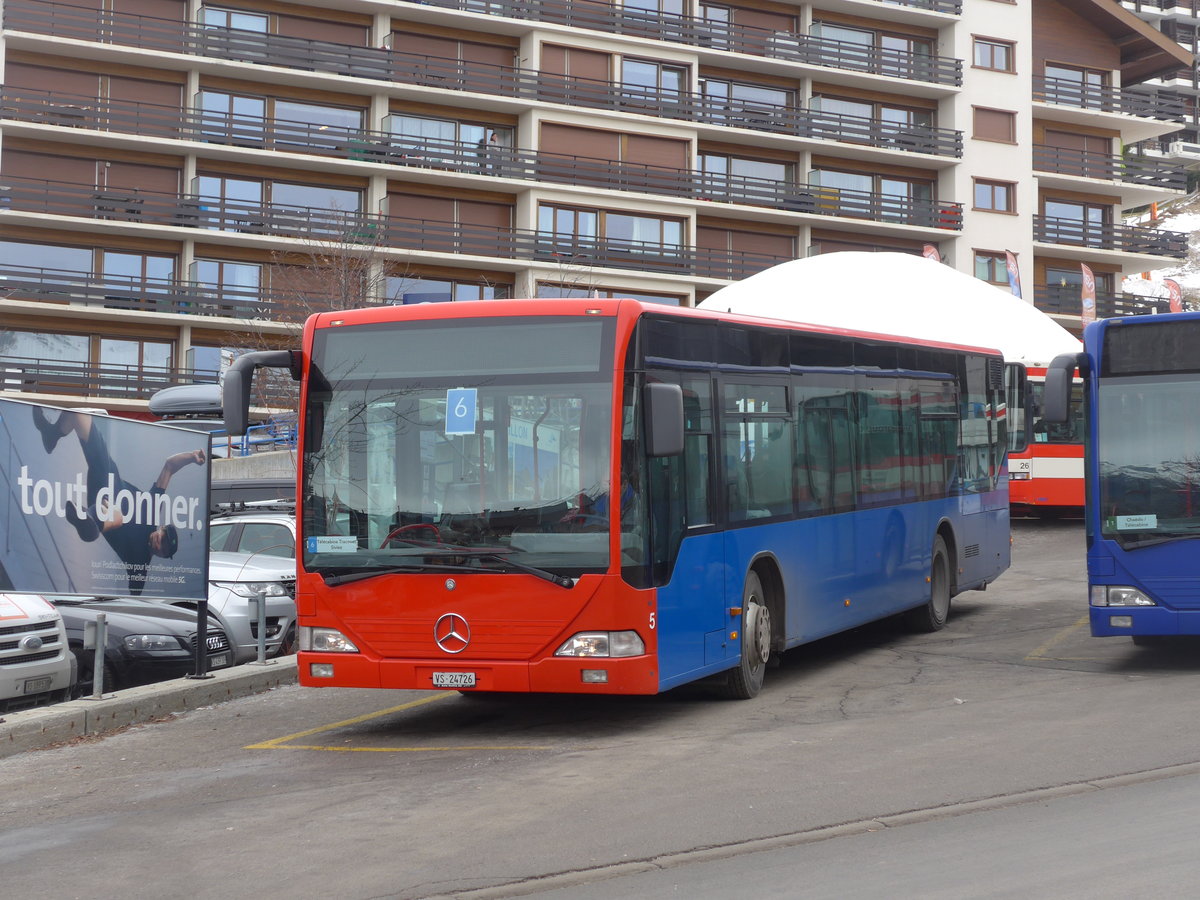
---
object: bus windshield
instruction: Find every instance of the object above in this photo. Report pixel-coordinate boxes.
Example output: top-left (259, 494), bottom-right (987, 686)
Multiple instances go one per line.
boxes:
top-left (1098, 374), bottom-right (1200, 547)
top-left (302, 316), bottom-right (616, 575)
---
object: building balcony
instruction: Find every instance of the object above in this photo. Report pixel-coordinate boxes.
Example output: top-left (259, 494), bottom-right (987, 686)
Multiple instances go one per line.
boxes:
top-left (1033, 215), bottom-right (1188, 258)
top-left (1033, 284), bottom-right (1170, 318)
top-left (1033, 144), bottom-right (1189, 192)
top-left (1033, 76), bottom-right (1188, 143)
top-left (392, 0), bottom-right (962, 85)
top-left (0, 355), bottom-right (217, 401)
top-left (4, 3), bottom-right (962, 153)
top-left (0, 262), bottom-right (305, 321)
top-left (0, 91), bottom-right (962, 215)
top-left (0, 176), bottom-right (793, 280)
top-left (0, 354), bottom-right (299, 408)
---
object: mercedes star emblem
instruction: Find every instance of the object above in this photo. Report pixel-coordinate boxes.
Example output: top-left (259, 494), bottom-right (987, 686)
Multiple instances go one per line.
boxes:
top-left (434, 613), bottom-right (470, 654)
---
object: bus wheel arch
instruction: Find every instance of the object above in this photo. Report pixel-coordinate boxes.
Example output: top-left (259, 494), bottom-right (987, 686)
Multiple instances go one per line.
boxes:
top-left (722, 556), bottom-right (784, 700)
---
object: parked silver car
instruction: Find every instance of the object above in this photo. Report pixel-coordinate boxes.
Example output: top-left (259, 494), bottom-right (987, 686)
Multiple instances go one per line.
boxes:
top-left (202, 551), bottom-right (297, 665)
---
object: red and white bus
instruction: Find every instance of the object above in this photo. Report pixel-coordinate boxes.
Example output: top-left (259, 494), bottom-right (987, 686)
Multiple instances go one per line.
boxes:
top-left (1008, 363), bottom-right (1085, 515)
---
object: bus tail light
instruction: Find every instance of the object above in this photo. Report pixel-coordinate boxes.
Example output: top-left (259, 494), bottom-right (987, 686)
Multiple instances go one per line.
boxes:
top-left (1091, 586), bottom-right (1156, 607)
top-left (555, 631), bottom-right (645, 657)
top-left (300, 626), bottom-right (360, 652)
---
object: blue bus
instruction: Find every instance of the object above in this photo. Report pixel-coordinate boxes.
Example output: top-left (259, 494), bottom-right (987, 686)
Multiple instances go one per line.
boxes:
top-left (223, 299), bottom-right (1027, 698)
top-left (1046, 311), bottom-right (1200, 642)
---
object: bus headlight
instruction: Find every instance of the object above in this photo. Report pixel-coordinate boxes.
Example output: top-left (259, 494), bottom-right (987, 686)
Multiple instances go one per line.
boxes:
top-left (1091, 586), bottom-right (1156, 607)
top-left (555, 631), bottom-right (645, 658)
top-left (299, 626), bottom-right (359, 652)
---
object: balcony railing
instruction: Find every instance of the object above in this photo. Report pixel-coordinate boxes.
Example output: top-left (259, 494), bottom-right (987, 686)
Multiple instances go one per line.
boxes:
top-left (1033, 284), bottom-right (1170, 318)
top-left (0, 355), bottom-right (299, 407)
top-left (1033, 76), bottom-right (1187, 122)
top-left (3, 2), bottom-right (962, 154)
top-left (1033, 215), bottom-right (1188, 257)
top-left (393, 0), bottom-right (962, 85)
top-left (0, 92), bottom-right (964, 227)
top-left (0, 262), bottom-right (323, 320)
top-left (0, 176), bottom-right (792, 280)
top-left (0, 355), bottom-right (216, 399)
top-left (1033, 144), bottom-right (1190, 191)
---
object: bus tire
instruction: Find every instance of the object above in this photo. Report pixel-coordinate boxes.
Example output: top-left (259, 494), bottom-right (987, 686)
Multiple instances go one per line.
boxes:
top-left (906, 535), bottom-right (951, 633)
top-left (722, 571), bottom-right (770, 700)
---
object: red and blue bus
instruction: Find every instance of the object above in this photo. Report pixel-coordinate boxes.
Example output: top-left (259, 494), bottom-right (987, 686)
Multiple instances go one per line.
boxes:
top-left (1045, 312), bottom-right (1200, 642)
top-left (225, 299), bottom-right (1027, 698)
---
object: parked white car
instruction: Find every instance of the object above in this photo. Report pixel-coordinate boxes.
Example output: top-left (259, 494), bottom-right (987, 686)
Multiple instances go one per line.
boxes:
top-left (0, 593), bottom-right (75, 710)
top-left (200, 551), bottom-right (296, 665)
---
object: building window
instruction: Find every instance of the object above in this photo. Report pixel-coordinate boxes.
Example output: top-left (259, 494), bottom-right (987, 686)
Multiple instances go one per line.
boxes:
top-left (973, 107), bottom-right (1016, 143)
top-left (1044, 63), bottom-right (1108, 108)
top-left (200, 6), bottom-right (268, 31)
top-left (535, 283), bottom-right (683, 305)
top-left (973, 38), bottom-right (1014, 73)
top-left (385, 276), bottom-right (511, 304)
top-left (386, 115), bottom-right (513, 167)
top-left (809, 169), bottom-right (934, 223)
top-left (810, 95), bottom-right (933, 128)
top-left (700, 153), bottom-right (793, 193)
top-left (974, 251), bottom-right (1008, 285)
top-left (622, 59), bottom-right (687, 97)
top-left (191, 258), bottom-right (261, 313)
top-left (538, 204), bottom-right (684, 250)
top-left (973, 179), bottom-right (1015, 213)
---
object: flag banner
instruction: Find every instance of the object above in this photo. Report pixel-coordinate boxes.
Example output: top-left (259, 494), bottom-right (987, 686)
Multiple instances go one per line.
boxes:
top-left (1081, 263), bottom-right (1096, 325)
top-left (1005, 251), bottom-right (1022, 298)
top-left (1166, 278), bottom-right (1183, 313)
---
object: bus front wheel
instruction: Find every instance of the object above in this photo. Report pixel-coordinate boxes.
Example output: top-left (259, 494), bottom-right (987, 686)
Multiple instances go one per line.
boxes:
top-left (723, 571), bottom-right (770, 700)
top-left (906, 535), bottom-right (951, 633)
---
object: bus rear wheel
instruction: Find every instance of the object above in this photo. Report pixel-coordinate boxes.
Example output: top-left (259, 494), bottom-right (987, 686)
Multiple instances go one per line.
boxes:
top-left (723, 572), bottom-right (770, 700)
top-left (906, 535), bottom-right (951, 633)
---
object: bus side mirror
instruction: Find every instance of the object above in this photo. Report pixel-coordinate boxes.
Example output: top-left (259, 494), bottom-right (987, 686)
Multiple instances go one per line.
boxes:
top-left (222, 350), bottom-right (298, 436)
top-left (1005, 363), bottom-right (1030, 454)
top-left (1043, 353), bottom-right (1085, 425)
top-left (644, 382), bottom-right (684, 457)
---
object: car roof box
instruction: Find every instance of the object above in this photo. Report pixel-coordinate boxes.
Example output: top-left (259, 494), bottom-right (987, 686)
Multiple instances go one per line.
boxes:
top-left (149, 383), bottom-right (223, 417)
top-left (210, 477), bottom-right (296, 511)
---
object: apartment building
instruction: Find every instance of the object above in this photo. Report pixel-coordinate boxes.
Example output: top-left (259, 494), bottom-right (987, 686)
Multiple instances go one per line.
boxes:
top-left (1124, 0), bottom-right (1200, 153)
top-left (0, 0), bottom-right (1190, 416)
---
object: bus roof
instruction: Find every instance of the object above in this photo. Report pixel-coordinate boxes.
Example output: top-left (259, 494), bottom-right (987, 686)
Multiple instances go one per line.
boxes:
top-left (309, 295), bottom-right (1012, 358)
top-left (698, 252), bottom-right (1083, 367)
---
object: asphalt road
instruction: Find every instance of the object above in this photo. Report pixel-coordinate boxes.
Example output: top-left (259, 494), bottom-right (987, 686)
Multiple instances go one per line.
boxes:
top-left (5, 519), bottom-right (1200, 899)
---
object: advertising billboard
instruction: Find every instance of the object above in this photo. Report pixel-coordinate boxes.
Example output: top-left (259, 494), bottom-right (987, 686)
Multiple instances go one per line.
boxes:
top-left (0, 400), bottom-right (210, 601)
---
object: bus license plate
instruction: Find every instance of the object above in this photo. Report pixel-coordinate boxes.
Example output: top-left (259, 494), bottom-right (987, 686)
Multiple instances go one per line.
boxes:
top-left (433, 672), bottom-right (476, 688)
top-left (23, 676), bottom-right (52, 695)
top-left (209, 653), bottom-right (230, 669)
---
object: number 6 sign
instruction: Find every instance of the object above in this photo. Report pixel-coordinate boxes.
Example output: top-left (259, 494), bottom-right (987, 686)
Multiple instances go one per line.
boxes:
top-left (445, 388), bottom-right (478, 435)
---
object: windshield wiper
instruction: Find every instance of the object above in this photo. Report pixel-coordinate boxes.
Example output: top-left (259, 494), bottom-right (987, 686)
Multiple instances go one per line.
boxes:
top-left (468, 553), bottom-right (574, 588)
top-left (320, 553), bottom-right (574, 588)
top-left (1116, 530), bottom-right (1200, 550)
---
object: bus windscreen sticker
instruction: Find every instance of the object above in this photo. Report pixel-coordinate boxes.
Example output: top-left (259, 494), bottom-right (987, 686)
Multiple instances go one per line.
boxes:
top-left (1111, 514), bottom-right (1158, 531)
top-left (307, 536), bottom-right (359, 554)
top-left (445, 388), bottom-right (478, 436)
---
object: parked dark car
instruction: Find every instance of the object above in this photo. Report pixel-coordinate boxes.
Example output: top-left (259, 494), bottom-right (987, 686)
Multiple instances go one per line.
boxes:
top-left (48, 596), bottom-right (233, 696)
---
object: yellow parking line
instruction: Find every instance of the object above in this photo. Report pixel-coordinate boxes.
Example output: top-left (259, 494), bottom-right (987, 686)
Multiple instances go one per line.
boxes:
top-left (1025, 614), bottom-right (1090, 661)
top-left (261, 744), bottom-right (552, 753)
top-left (244, 692), bottom-right (454, 749)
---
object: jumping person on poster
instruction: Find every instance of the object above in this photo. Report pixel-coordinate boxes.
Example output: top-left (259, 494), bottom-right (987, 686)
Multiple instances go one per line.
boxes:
top-left (32, 408), bottom-right (206, 595)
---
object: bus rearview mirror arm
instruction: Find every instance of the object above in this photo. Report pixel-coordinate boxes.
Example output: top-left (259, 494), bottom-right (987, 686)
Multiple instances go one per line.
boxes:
top-left (1043, 352), bottom-right (1087, 425)
top-left (223, 350), bottom-right (300, 436)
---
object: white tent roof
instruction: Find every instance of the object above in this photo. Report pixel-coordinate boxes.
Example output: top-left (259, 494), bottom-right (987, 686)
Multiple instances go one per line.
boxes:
top-left (699, 252), bottom-right (1082, 365)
